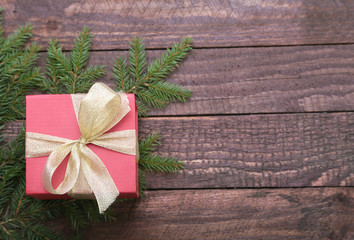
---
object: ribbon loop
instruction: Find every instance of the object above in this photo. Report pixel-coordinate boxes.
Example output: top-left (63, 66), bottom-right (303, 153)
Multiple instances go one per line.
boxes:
top-left (26, 83), bottom-right (137, 213)
top-left (42, 142), bottom-right (79, 195)
top-left (78, 82), bottom-right (122, 139)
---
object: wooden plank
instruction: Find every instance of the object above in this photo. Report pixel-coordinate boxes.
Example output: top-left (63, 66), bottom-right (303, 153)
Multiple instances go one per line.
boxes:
top-left (140, 113), bottom-right (354, 188)
top-left (1, 0), bottom-right (354, 49)
top-left (78, 45), bottom-right (354, 115)
top-left (80, 188), bottom-right (354, 240)
top-left (6, 112), bottom-right (354, 188)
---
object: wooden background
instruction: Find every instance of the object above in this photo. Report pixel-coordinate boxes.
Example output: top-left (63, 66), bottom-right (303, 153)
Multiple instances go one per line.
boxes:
top-left (1, 0), bottom-right (354, 239)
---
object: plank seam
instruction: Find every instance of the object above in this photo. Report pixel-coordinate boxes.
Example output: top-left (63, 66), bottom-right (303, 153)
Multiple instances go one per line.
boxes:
top-left (37, 42), bottom-right (354, 53)
top-left (142, 110), bottom-right (354, 119)
top-left (146, 186), bottom-right (354, 191)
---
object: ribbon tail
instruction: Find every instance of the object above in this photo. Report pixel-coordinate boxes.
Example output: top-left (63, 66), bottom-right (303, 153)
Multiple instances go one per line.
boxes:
top-left (68, 167), bottom-right (95, 200)
top-left (42, 142), bottom-right (79, 194)
top-left (68, 143), bottom-right (95, 199)
top-left (92, 130), bottom-right (137, 155)
top-left (26, 132), bottom-right (73, 157)
top-left (79, 144), bottom-right (119, 214)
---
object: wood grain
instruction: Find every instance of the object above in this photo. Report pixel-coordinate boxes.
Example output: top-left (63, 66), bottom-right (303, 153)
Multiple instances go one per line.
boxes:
top-left (140, 113), bottom-right (354, 188)
top-left (6, 112), bottom-right (354, 188)
top-left (79, 188), bottom-right (354, 240)
top-left (84, 45), bottom-right (354, 115)
top-left (2, 1), bottom-right (353, 239)
top-left (1, 0), bottom-right (354, 49)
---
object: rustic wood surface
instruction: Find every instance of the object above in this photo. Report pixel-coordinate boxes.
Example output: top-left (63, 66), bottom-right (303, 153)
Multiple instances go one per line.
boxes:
top-left (1, 0), bottom-right (354, 49)
top-left (1, 0), bottom-right (354, 239)
top-left (6, 112), bottom-right (354, 189)
top-left (79, 45), bottom-right (354, 115)
top-left (141, 113), bottom-right (354, 189)
top-left (80, 188), bottom-right (354, 240)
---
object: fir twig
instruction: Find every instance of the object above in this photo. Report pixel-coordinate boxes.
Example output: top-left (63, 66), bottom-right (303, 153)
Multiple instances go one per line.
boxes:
top-left (113, 56), bottom-right (131, 93)
top-left (0, 128), bottom-right (62, 240)
top-left (139, 154), bottom-right (184, 173)
top-left (139, 132), bottom-right (160, 155)
top-left (145, 81), bottom-right (191, 103)
top-left (0, 24), bottom-right (33, 56)
top-left (0, 25), bottom-right (42, 124)
top-left (0, 23), bottom-right (109, 240)
top-left (129, 37), bottom-right (146, 84)
top-left (145, 37), bottom-right (193, 84)
top-left (114, 37), bottom-right (193, 116)
top-left (138, 133), bottom-right (184, 173)
top-left (40, 27), bottom-right (105, 94)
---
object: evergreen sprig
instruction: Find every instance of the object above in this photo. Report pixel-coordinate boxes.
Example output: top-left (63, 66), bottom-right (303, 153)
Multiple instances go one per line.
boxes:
top-left (0, 8), bottom-right (41, 124)
top-left (129, 38), bottom-right (147, 84)
top-left (0, 25), bottom-right (114, 239)
top-left (114, 37), bottom-right (193, 116)
top-left (0, 12), bottom-right (190, 239)
top-left (39, 26), bottom-right (105, 94)
top-left (139, 133), bottom-right (184, 173)
top-left (0, 127), bottom-right (114, 239)
top-left (0, 128), bottom-right (62, 240)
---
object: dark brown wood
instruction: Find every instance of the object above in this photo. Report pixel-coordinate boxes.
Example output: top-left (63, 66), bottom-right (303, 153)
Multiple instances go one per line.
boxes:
top-left (139, 113), bottom-right (354, 189)
top-left (80, 188), bottom-right (354, 240)
top-left (7, 112), bottom-right (354, 188)
top-left (1, 0), bottom-right (354, 49)
top-left (2, 1), bottom-right (353, 238)
top-left (84, 45), bottom-right (354, 115)
top-left (33, 44), bottom-right (354, 115)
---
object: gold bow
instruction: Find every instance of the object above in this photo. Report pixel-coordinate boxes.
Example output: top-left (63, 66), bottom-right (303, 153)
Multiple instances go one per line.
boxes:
top-left (26, 83), bottom-right (137, 213)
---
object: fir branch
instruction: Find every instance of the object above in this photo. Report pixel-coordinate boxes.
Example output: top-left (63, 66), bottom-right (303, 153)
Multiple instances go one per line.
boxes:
top-left (113, 37), bottom-right (193, 117)
top-left (138, 133), bottom-right (184, 173)
top-left (40, 39), bottom-right (66, 93)
top-left (0, 25), bottom-right (41, 124)
top-left (145, 81), bottom-right (191, 103)
top-left (113, 56), bottom-right (131, 92)
top-left (0, 128), bottom-right (62, 240)
top-left (48, 39), bottom-right (71, 75)
top-left (129, 37), bottom-right (146, 84)
top-left (70, 26), bottom-right (92, 93)
top-left (12, 43), bottom-right (41, 79)
top-left (135, 88), bottom-right (167, 109)
top-left (139, 154), bottom-right (184, 173)
top-left (145, 37), bottom-right (192, 84)
top-left (139, 132), bottom-right (160, 155)
top-left (135, 99), bottom-right (150, 117)
top-left (0, 24), bottom-right (33, 56)
top-left (40, 27), bottom-right (105, 94)
top-left (71, 26), bottom-right (91, 75)
top-left (20, 222), bottom-right (61, 240)
top-left (74, 65), bottom-right (105, 92)
top-left (0, 22), bottom-right (108, 239)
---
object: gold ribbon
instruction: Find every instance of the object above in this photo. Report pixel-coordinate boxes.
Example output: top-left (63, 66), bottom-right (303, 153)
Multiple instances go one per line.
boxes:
top-left (26, 83), bottom-right (137, 213)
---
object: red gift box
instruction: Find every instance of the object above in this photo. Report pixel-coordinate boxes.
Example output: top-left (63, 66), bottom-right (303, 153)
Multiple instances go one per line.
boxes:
top-left (26, 93), bottom-right (138, 199)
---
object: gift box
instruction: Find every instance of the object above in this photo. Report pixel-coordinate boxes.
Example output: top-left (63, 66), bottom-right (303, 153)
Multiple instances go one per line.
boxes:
top-left (26, 86), bottom-right (139, 203)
